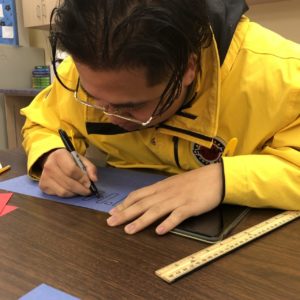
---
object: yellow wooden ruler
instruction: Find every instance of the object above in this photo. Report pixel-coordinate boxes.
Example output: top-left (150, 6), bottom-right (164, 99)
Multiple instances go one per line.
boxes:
top-left (156, 210), bottom-right (300, 283)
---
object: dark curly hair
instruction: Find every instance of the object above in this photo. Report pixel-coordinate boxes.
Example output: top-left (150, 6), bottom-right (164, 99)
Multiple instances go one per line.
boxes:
top-left (50, 0), bottom-right (212, 114)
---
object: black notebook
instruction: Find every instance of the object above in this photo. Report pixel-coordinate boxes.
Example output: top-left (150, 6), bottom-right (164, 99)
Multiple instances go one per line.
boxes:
top-left (171, 204), bottom-right (251, 244)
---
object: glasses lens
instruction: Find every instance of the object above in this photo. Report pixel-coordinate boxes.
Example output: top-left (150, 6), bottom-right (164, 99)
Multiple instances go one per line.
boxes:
top-left (75, 79), bottom-right (163, 125)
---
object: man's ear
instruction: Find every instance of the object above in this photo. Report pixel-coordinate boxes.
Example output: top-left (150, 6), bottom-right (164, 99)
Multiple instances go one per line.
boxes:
top-left (182, 54), bottom-right (197, 87)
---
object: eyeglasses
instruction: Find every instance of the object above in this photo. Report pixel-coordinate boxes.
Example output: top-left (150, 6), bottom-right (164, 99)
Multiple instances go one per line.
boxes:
top-left (74, 78), bottom-right (164, 126)
top-left (49, 9), bottom-right (185, 126)
top-left (49, 32), bottom-right (183, 126)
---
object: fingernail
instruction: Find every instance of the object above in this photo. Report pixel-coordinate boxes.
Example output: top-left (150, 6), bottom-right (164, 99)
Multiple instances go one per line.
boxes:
top-left (156, 225), bottom-right (165, 235)
top-left (109, 208), bottom-right (116, 214)
top-left (84, 182), bottom-right (90, 189)
top-left (125, 223), bottom-right (136, 234)
top-left (107, 216), bottom-right (117, 226)
top-left (110, 205), bottom-right (123, 214)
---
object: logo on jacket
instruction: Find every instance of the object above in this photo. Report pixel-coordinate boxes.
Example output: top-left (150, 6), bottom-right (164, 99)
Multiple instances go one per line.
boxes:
top-left (192, 137), bottom-right (225, 165)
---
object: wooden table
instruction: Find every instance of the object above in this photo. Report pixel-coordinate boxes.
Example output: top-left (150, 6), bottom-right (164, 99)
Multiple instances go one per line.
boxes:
top-left (0, 149), bottom-right (299, 299)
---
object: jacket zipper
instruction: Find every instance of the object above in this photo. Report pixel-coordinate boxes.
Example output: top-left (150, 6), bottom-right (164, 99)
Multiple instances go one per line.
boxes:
top-left (173, 136), bottom-right (181, 169)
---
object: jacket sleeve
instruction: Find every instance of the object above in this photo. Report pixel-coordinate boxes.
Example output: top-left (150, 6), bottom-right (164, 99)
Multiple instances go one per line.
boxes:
top-left (223, 114), bottom-right (300, 210)
top-left (21, 64), bottom-right (88, 179)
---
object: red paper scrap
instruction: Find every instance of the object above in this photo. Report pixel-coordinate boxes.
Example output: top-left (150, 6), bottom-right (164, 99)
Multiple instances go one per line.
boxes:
top-left (0, 193), bottom-right (16, 216)
top-left (0, 205), bottom-right (17, 216)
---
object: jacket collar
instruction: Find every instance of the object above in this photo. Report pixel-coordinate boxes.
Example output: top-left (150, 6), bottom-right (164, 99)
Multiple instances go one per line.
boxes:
top-left (83, 15), bottom-right (250, 143)
top-left (159, 16), bottom-right (250, 148)
top-left (158, 35), bottom-right (221, 148)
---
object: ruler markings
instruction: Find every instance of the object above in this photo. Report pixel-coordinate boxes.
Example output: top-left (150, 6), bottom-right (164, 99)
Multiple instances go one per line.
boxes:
top-left (155, 210), bottom-right (300, 283)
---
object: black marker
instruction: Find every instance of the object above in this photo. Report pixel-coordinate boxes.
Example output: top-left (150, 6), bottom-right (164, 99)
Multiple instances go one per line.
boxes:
top-left (58, 129), bottom-right (100, 198)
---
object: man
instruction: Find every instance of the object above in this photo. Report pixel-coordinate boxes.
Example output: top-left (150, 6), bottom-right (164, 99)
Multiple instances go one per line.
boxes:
top-left (21, 0), bottom-right (300, 235)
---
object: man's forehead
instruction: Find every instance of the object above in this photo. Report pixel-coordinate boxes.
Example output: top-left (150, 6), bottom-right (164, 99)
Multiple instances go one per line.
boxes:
top-left (75, 61), bottom-right (148, 82)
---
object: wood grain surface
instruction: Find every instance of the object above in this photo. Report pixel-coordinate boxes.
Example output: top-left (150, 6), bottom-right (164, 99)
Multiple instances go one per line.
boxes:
top-left (0, 149), bottom-right (299, 300)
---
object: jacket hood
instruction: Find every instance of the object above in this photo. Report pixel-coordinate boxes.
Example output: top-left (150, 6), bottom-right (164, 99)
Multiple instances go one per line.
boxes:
top-left (205, 0), bottom-right (249, 64)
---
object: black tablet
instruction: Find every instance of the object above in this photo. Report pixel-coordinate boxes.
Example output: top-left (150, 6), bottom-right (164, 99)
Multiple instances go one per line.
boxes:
top-left (171, 204), bottom-right (251, 244)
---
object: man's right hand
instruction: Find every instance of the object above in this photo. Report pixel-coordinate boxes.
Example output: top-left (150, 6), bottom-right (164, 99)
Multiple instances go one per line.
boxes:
top-left (38, 148), bottom-right (98, 197)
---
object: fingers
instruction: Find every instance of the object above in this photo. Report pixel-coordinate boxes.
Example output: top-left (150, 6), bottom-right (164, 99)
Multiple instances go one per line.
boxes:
top-left (79, 155), bottom-right (98, 182)
top-left (39, 176), bottom-right (75, 197)
top-left (107, 180), bottom-right (187, 234)
top-left (110, 184), bottom-right (157, 213)
top-left (39, 149), bottom-right (97, 197)
top-left (155, 208), bottom-right (193, 235)
top-left (110, 176), bottom-right (176, 214)
top-left (107, 193), bottom-right (193, 235)
top-left (107, 164), bottom-right (223, 235)
top-left (107, 193), bottom-right (169, 229)
top-left (124, 198), bottom-right (186, 235)
top-left (108, 181), bottom-right (165, 222)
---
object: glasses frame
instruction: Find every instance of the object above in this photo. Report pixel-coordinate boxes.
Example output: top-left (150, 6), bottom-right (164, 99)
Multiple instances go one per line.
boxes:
top-left (74, 79), bottom-right (156, 126)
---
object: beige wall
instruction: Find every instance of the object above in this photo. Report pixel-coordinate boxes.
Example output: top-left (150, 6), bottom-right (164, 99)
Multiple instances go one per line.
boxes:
top-left (29, 0), bottom-right (300, 64)
top-left (246, 0), bottom-right (300, 43)
top-left (29, 29), bottom-right (52, 65)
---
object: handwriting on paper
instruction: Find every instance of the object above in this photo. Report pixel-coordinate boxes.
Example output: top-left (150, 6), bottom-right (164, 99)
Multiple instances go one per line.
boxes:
top-left (0, 167), bottom-right (166, 213)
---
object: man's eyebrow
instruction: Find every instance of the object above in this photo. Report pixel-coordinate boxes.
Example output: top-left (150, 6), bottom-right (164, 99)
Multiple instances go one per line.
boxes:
top-left (79, 82), bottom-right (161, 108)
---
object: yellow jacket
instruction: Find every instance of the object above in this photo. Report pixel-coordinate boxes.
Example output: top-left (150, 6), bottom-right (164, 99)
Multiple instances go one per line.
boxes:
top-left (21, 16), bottom-right (300, 210)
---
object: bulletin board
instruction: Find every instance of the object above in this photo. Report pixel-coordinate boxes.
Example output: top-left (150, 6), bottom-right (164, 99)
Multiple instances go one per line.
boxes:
top-left (0, 0), bottom-right (18, 45)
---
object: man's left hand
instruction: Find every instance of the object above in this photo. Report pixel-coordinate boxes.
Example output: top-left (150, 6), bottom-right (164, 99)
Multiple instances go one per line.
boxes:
top-left (107, 163), bottom-right (223, 235)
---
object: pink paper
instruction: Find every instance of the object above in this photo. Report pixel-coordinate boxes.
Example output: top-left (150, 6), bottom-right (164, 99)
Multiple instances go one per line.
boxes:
top-left (0, 192), bottom-right (14, 216)
top-left (0, 205), bottom-right (17, 216)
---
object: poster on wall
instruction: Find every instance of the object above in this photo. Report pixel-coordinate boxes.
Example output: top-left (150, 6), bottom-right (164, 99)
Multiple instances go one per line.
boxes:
top-left (0, 0), bottom-right (18, 46)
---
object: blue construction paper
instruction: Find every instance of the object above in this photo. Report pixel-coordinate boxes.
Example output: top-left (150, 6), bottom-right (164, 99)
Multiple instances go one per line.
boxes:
top-left (0, 167), bottom-right (166, 212)
top-left (19, 283), bottom-right (79, 300)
